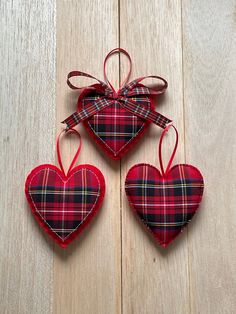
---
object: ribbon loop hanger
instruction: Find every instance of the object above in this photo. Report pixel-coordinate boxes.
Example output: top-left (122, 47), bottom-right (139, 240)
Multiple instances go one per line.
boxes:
top-left (158, 124), bottom-right (178, 176)
top-left (103, 47), bottom-right (132, 93)
top-left (57, 128), bottom-right (82, 177)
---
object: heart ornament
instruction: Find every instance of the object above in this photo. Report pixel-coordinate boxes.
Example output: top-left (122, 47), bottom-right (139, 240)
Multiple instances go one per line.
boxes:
top-left (25, 129), bottom-right (105, 248)
top-left (125, 125), bottom-right (204, 248)
top-left (62, 48), bottom-right (172, 159)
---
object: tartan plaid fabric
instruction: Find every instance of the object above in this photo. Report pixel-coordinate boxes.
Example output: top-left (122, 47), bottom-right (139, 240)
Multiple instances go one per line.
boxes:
top-left (83, 94), bottom-right (151, 156)
top-left (63, 84), bottom-right (171, 130)
top-left (62, 80), bottom-right (171, 159)
top-left (63, 96), bottom-right (111, 129)
top-left (119, 77), bottom-right (166, 96)
top-left (67, 70), bottom-right (113, 95)
top-left (119, 96), bottom-right (170, 128)
top-left (25, 165), bottom-right (105, 247)
top-left (125, 163), bottom-right (204, 247)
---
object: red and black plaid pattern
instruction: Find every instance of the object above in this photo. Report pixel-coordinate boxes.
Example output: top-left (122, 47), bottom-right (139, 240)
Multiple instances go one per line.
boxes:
top-left (125, 164), bottom-right (204, 247)
top-left (63, 96), bottom-right (111, 129)
top-left (83, 94), bottom-right (151, 156)
top-left (67, 70), bottom-right (113, 95)
top-left (119, 96), bottom-right (170, 128)
top-left (119, 78), bottom-right (153, 96)
top-left (62, 78), bottom-right (171, 159)
top-left (63, 84), bottom-right (171, 131)
top-left (25, 165), bottom-right (105, 247)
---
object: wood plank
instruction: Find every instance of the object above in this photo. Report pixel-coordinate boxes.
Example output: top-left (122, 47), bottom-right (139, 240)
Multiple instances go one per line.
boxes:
top-left (120, 1), bottom-right (190, 313)
top-left (53, 1), bottom-right (121, 314)
top-left (182, 1), bottom-right (236, 313)
top-left (0, 1), bottom-right (56, 313)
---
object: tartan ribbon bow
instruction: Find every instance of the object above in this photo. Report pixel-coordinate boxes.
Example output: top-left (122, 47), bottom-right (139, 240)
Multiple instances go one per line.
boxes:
top-left (62, 70), bottom-right (172, 130)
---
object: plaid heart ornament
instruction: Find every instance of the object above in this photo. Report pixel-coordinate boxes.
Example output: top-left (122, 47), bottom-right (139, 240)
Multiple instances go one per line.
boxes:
top-left (62, 48), bottom-right (172, 159)
top-left (25, 129), bottom-right (105, 248)
top-left (125, 125), bottom-right (204, 248)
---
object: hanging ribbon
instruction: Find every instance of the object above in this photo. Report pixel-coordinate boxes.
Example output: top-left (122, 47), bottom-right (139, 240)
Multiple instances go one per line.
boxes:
top-left (62, 48), bottom-right (172, 129)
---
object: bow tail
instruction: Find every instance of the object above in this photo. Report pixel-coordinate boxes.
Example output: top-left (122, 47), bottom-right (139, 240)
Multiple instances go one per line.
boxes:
top-left (120, 97), bottom-right (172, 129)
top-left (62, 112), bottom-right (83, 129)
top-left (61, 97), bottom-right (112, 129)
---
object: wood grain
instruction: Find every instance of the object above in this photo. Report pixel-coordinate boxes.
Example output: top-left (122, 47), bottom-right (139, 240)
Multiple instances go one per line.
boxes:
top-left (53, 1), bottom-right (121, 314)
top-left (182, 0), bottom-right (236, 313)
top-left (120, 1), bottom-right (190, 313)
top-left (0, 1), bottom-right (56, 313)
top-left (1, 0), bottom-right (236, 313)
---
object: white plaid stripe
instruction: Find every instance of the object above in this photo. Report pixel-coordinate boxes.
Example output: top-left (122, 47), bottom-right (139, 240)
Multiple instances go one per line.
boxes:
top-left (87, 99), bottom-right (149, 154)
top-left (28, 168), bottom-right (101, 241)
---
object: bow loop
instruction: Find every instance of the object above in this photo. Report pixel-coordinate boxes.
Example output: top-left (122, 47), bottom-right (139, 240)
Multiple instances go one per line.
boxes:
top-left (118, 85), bottom-right (151, 97)
top-left (67, 70), bottom-right (113, 96)
top-left (119, 75), bottom-right (168, 97)
top-left (62, 49), bottom-right (172, 130)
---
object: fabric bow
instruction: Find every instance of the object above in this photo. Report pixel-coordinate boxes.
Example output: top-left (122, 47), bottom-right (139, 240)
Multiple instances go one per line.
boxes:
top-left (62, 48), bottom-right (172, 129)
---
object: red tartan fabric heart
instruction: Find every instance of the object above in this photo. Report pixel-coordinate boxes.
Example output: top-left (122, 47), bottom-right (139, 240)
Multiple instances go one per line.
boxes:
top-left (81, 91), bottom-right (152, 159)
top-left (125, 164), bottom-right (204, 247)
top-left (62, 48), bottom-right (172, 159)
top-left (125, 125), bottom-right (204, 248)
top-left (25, 164), bottom-right (105, 248)
top-left (25, 129), bottom-right (105, 248)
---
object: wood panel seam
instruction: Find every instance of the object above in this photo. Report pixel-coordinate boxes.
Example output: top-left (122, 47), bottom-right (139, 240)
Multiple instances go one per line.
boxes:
top-left (181, 1), bottom-right (192, 313)
top-left (118, 1), bottom-right (123, 314)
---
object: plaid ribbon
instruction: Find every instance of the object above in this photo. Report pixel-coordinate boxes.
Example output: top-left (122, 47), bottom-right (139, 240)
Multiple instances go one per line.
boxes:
top-left (62, 71), bottom-right (172, 129)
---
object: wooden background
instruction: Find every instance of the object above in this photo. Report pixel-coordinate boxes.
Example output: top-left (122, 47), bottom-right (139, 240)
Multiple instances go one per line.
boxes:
top-left (1, 0), bottom-right (236, 313)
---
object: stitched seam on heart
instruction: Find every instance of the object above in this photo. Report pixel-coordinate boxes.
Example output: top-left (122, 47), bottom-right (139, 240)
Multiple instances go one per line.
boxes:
top-left (85, 97), bottom-right (150, 155)
top-left (28, 168), bottom-right (101, 241)
top-left (125, 163), bottom-right (204, 247)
